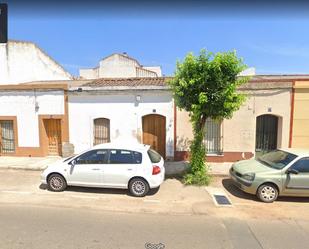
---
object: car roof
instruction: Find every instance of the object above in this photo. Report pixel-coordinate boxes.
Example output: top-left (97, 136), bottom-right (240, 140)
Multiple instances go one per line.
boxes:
top-left (92, 142), bottom-right (150, 152)
top-left (280, 148), bottom-right (309, 157)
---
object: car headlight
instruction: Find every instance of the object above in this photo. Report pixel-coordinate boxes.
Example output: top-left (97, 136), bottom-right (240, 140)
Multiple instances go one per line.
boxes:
top-left (242, 173), bottom-right (255, 181)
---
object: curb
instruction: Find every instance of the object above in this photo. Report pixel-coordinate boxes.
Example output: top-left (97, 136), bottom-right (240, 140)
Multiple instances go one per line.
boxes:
top-left (0, 167), bottom-right (230, 177)
top-left (0, 166), bottom-right (45, 171)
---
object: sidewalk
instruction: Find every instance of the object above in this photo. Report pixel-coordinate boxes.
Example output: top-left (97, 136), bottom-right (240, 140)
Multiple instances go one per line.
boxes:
top-left (0, 156), bottom-right (231, 176)
top-left (0, 156), bottom-right (62, 171)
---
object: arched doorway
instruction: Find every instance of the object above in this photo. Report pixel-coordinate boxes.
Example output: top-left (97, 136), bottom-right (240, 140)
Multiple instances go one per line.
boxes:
top-left (142, 114), bottom-right (166, 158)
top-left (255, 114), bottom-right (278, 153)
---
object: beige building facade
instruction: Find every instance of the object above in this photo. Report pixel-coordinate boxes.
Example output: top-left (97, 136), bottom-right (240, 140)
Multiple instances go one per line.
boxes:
top-left (175, 76), bottom-right (296, 162)
top-left (290, 80), bottom-right (309, 148)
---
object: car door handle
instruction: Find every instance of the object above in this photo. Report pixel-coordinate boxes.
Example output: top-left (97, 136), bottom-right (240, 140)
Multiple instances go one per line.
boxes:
top-left (127, 168), bottom-right (133, 171)
top-left (92, 168), bottom-right (100, 170)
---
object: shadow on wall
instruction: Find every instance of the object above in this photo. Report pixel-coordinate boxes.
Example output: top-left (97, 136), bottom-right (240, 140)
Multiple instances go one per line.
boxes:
top-left (174, 136), bottom-right (192, 161)
top-left (166, 138), bottom-right (175, 161)
top-left (176, 136), bottom-right (192, 151)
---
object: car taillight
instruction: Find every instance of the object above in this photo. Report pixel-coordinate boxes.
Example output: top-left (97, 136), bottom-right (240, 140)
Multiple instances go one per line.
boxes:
top-left (152, 165), bottom-right (161, 175)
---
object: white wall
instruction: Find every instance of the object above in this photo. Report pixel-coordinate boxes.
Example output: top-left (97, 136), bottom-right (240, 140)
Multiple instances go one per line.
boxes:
top-left (0, 90), bottom-right (64, 147)
top-left (0, 41), bottom-right (72, 85)
top-left (79, 54), bottom-right (160, 79)
top-left (79, 68), bottom-right (98, 79)
top-left (98, 54), bottom-right (139, 78)
top-left (68, 91), bottom-right (174, 157)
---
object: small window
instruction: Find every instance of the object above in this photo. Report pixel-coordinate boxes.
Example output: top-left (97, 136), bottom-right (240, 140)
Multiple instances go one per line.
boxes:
top-left (291, 158), bottom-right (309, 173)
top-left (0, 120), bottom-right (15, 154)
top-left (75, 149), bottom-right (108, 164)
top-left (108, 150), bottom-right (142, 164)
top-left (93, 118), bottom-right (110, 145)
top-left (204, 118), bottom-right (222, 155)
top-left (147, 149), bottom-right (162, 163)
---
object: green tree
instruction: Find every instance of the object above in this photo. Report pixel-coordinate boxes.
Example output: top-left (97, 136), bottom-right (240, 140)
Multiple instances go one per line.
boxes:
top-left (169, 50), bottom-right (250, 185)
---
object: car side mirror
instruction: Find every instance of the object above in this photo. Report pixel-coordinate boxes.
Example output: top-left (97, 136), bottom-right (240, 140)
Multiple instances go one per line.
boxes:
top-left (286, 168), bottom-right (299, 175)
top-left (69, 159), bottom-right (76, 166)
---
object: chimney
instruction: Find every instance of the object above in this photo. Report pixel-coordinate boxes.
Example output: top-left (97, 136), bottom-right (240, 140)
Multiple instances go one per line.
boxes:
top-left (0, 3), bottom-right (8, 43)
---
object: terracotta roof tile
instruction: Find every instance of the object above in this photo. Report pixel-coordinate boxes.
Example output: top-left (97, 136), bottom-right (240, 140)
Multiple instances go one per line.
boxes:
top-left (82, 77), bottom-right (172, 87)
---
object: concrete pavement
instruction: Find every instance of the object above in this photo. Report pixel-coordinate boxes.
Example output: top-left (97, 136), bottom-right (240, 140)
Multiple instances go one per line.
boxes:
top-left (0, 169), bottom-right (213, 215)
top-left (0, 156), bottom-right (231, 176)
top-left (0, 156), bottom-right (61, 170)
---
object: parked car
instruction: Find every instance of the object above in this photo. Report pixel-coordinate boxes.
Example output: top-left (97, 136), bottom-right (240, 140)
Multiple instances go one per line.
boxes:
top-left (230, 148), bottom-right (309, 203)
top-left (41, 143), bottom-right (165, 197)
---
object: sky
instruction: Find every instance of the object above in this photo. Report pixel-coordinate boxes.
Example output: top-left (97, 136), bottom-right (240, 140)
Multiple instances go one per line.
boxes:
top-left (5, 1), bottom-right (309, 77)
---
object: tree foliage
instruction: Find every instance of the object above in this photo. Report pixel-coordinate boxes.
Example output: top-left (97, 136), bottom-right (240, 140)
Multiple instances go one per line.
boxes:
top-left (169, 50), bottom-right (250, 185)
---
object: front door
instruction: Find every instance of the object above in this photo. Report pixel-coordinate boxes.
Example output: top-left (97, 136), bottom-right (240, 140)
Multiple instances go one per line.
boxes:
top-left (67, 149), bottom-right (108, 186)
top-left (44, 119), bottom-right (62, 156)
top-left (283, 157), bottom-right (309, 195)
top-left (255, 115), bottom-right (278, 155)
top-left (142, 114), bottom-right (166, 158)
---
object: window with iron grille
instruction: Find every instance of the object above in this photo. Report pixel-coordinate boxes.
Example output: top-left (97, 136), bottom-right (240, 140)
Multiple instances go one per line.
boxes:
top-left (93, 118), bottom-right (110, 145)
top-left (0, 120), bottom-right (15, 154)
top-left (204, 118), bottom-right (223, 155)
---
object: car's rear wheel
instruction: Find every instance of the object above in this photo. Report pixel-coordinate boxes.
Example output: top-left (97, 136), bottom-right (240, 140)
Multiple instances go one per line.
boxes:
top-left (129, 178), bottom-right (149, 197)
top-left (257, 183), bottom-right (278, 203)
top-left (47, 174), bottom-right (67, 192)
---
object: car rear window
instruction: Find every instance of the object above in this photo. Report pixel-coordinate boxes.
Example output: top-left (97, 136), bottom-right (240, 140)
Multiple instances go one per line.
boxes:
top-left (147, 149), bottom-right (162, 163)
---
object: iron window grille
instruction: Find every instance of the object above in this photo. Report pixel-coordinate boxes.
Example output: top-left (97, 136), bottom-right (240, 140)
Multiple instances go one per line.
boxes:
top-left (0, 120), bottom-right (15, 154)
top-left (204, 118), bottom-right (223, 155)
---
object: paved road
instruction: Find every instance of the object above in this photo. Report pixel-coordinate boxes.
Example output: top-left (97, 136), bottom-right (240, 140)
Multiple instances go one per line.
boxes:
top-left (2, 169), bottom-right (309, 249)
top-left (1, 204), bottom-right (309, 249)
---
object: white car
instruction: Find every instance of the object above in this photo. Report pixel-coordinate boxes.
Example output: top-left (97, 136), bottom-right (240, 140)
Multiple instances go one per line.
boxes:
top-left (41, 143), bottom-right (165, 197)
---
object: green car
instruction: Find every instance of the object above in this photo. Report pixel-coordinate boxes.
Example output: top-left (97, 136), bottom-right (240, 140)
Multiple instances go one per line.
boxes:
top-left (230, 148), bottom-right (309, 203)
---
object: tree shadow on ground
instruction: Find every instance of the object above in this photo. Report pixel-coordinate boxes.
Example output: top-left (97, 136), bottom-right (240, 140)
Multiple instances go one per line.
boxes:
top-left (164, 173), bottom-right (186, 184)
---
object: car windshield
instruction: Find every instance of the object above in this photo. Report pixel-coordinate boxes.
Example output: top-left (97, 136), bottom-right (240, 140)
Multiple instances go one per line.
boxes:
top-left (257, 150), bottom-right (297, 169)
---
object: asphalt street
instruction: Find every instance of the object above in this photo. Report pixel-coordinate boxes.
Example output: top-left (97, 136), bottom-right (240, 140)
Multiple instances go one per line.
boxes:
top-left (1, 204), bottom-right (309, 249)
top-left (1, 169), bottom-right (309, 249)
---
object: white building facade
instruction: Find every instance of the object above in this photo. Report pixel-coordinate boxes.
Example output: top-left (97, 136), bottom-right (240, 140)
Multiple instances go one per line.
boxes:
top-left (79, 53), bottom-right (162, 79)
top-left (0, 40), bottom-right (72, 85)
top-left (68, 81), bottom-right (174, 160)
top-left (0, 85), bottom-right (69, 157)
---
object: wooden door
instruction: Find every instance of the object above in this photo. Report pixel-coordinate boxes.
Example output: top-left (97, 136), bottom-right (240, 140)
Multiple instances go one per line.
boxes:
top-left (142, 114), bottom-right (166, 159)
top-left (44, 119), bottom-right (62, 156)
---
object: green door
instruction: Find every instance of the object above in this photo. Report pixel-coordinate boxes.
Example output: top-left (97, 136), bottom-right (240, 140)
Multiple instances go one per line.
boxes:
top-left (283, 157), bottom-right (309, 196)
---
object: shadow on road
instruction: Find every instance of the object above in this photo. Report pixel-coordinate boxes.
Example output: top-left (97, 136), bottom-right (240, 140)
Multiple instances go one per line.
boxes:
top-left (222, 178), bottom-right (309, 203)
top-left (276, 196), bottom-right (309, 203)
top-left (221, 178), bottom-right (257, 201)
top-left (39, 184), bottom-right (160, 197)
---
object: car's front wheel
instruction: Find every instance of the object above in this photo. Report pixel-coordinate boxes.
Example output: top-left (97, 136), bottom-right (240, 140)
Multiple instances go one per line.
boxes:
top-left (257, 183), bottom-right (278, 203)
top-left (129, 178), bottom-right (149, 197)
top-left (47, 174), bottom-right (67, 192)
